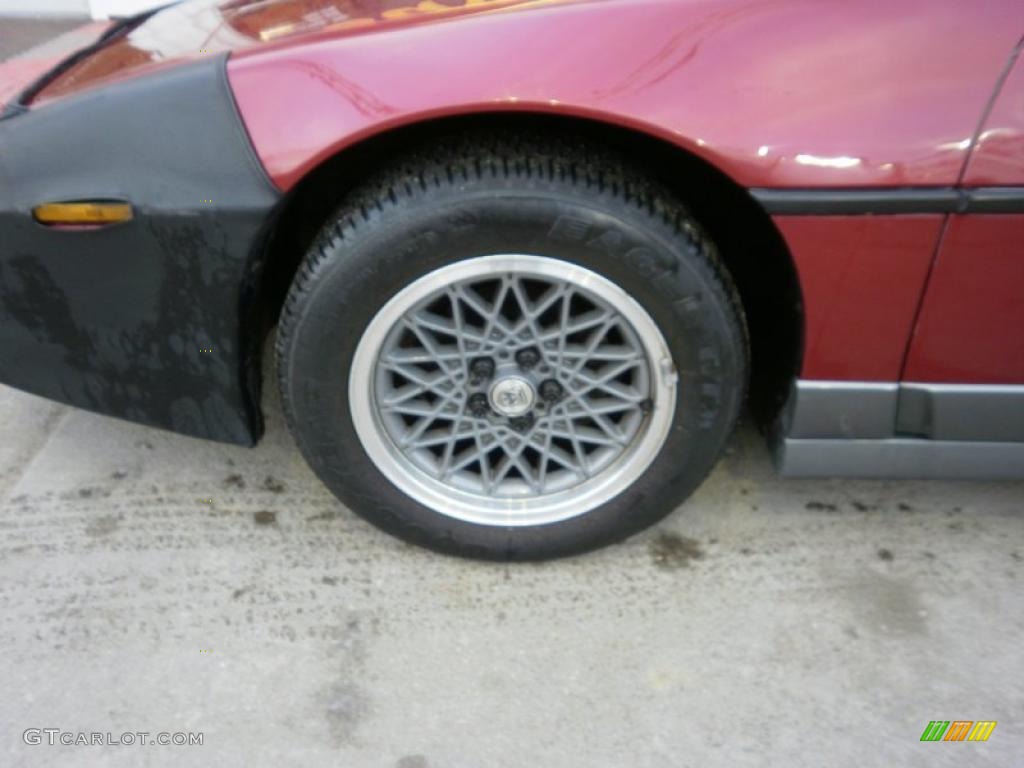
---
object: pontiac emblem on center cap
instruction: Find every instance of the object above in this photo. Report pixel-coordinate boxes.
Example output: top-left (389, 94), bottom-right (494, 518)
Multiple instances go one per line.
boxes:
top-left (488, 376), bottom-right (536, 417)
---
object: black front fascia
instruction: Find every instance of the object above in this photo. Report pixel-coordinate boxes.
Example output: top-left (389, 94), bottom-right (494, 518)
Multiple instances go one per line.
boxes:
top-left (0, 55), bottom-right (280, 445)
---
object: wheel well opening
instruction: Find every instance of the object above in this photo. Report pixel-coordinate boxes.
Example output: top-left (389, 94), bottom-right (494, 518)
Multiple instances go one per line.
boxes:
top-left (253, 113), bottom-right (803, 430)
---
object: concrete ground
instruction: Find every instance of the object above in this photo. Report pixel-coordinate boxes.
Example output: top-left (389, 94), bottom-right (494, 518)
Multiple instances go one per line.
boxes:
top-left (1, 16), bottom-right (1023, 768)
top-left (1, 357), bottom-right (1022, 768)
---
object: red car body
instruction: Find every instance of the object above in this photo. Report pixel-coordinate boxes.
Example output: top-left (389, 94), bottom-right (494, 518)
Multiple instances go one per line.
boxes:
top-left (1, 0), bottom-right (1022, 478)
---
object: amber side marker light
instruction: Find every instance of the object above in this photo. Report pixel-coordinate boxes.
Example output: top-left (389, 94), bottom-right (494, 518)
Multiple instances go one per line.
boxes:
top-left (33, 201), bottom-right (133, 227)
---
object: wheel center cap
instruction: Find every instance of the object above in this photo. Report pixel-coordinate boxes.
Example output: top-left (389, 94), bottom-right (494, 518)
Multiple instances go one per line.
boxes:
top-left (488, 375), bottom-right (536, 417)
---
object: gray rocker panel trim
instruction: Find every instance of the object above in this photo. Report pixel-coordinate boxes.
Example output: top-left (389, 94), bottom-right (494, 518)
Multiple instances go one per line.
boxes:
top-left (781, 381), bottom-right (899, 440)
top-left (897, 383), bottom-right (1024, 441)
top-left (777, 439), bottom-right (1024, 479)
top-left (776, 379), bottom-right (1024, 478)
top-left (782, 379), bottom-right (1024, 442)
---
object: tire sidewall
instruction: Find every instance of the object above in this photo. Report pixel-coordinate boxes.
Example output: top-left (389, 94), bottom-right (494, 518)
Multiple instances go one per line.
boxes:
top-left (281, 185), bottom-right (745, 559)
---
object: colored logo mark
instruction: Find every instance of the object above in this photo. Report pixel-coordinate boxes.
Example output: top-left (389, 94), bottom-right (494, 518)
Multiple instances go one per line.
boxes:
top-left (920, 721), bottom-right (997, 742)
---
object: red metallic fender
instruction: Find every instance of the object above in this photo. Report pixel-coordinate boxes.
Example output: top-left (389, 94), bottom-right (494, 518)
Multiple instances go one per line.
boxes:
top-left (225, 0), bottom-right (1024, 382)
top-left (226, 0), bottom-right (1022, 193)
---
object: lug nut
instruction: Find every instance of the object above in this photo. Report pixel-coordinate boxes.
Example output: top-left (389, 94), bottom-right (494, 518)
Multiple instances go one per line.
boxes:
top-left (469, 356), bottom-right (495, 385)
top-left (468, 392), bottom-right (491, 417)
top-left (514, 347), bottom-right (541, 371)
top-left (509, 413), bottom-right (535, 433)
top-left (539, 379), bottom-right (564, 403)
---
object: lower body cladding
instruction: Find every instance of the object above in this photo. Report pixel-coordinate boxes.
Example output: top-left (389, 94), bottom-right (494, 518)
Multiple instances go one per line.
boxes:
top-left (776, 380), bottom-right (1024, 478)
top-left (0, 55), bottom-right (279, 445)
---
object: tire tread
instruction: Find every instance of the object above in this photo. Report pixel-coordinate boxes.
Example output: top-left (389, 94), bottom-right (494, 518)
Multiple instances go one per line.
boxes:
top-left (276, 128), bottom-right (749, 559)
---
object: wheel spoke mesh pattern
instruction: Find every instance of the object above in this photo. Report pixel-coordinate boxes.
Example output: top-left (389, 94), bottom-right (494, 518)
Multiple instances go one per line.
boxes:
top-left (374, 271), bottom-right (652, 498)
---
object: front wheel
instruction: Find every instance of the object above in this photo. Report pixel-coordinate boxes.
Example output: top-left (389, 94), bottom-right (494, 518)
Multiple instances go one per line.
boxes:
top-left (277, 134), bottom-right (748, 559)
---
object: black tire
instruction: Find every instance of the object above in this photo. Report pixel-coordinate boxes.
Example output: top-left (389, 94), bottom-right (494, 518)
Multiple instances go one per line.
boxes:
top-left (277, 131), bottom-right (748, 560)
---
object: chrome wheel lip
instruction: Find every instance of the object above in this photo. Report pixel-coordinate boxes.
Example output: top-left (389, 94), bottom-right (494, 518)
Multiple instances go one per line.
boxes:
top-left (349, 254), bottom-right (677, 527)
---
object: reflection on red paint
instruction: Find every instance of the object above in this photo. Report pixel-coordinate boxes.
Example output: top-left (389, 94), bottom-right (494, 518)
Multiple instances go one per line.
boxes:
top-left (31, 0), bottom-right (581, 104)
top-left (0, 21), bottom-right (110, 110)
top-left (961, 53), bottom-right (1024, 186)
